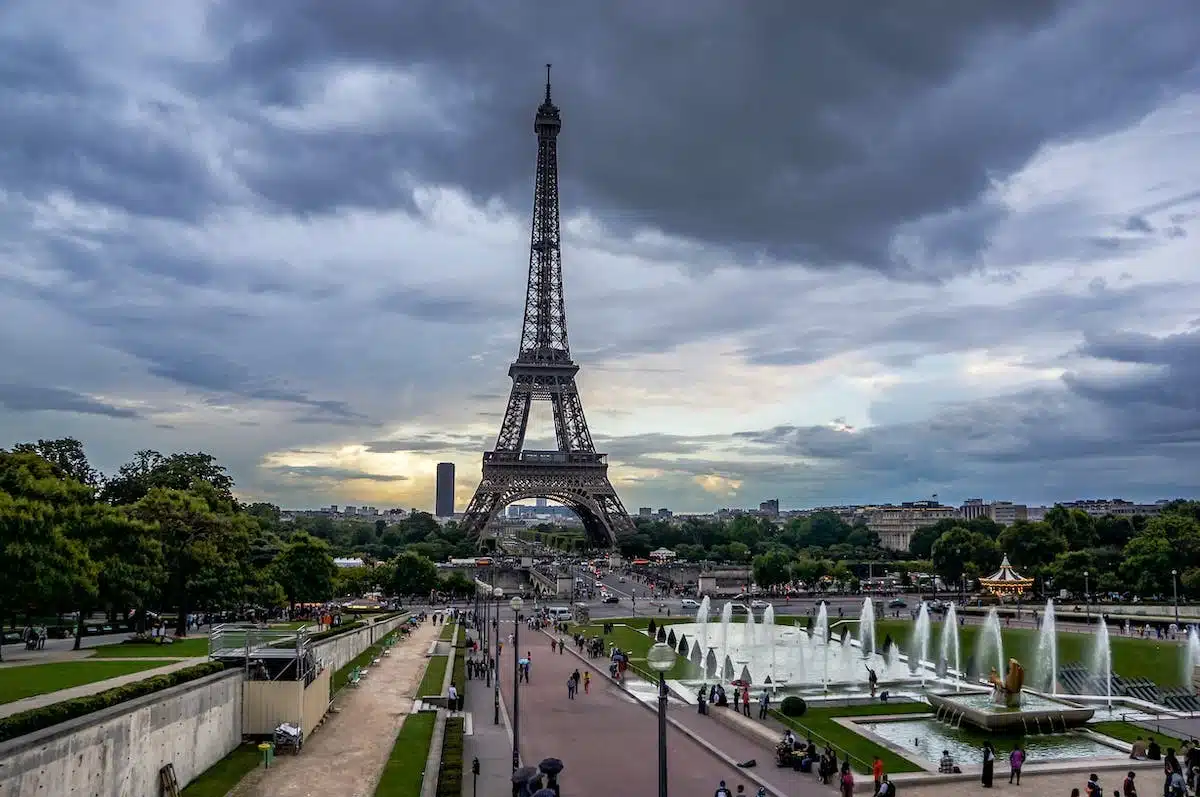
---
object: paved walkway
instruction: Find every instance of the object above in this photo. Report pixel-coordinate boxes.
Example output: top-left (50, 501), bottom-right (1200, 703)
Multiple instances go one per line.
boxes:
top-left (903, 768), bottom-right (1142, 796)
top-left (232, 621), bottom-right (437, 797)
top-left (461, 628), bottom-right (517, 797)
top-left (499, 631), bottom-right (759, 797)
top-left (0, 657), bottom-right (207, 718)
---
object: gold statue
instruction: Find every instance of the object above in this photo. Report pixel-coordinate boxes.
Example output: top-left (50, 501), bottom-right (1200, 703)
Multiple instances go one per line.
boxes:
top-left (987, 658), bottom-right (1025, 707)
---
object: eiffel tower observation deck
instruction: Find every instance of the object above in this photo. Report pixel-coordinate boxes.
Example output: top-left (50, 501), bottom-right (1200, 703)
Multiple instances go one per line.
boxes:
top-left (460, 66), bottom-right (634, 548)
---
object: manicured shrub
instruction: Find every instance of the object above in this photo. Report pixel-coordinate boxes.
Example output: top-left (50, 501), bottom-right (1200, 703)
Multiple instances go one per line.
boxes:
top-left (666, 629), bottom-right (677, 647)
top-left (0, 661), bottom-right (228, 743)
top-left (676, 634), bottom-right (689, 656)
top-left (656, 627), bottom-right (667, 642)
top-left (647, 619), bottom-right (658, 638)
top-left (780, 696), bottom-right (807, 717)
top-left (436, 717), bottom-right (465, 796)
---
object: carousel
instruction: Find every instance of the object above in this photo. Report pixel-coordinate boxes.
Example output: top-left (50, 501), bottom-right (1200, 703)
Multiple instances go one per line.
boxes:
top-left (979, 554), bottom-right (1034, 598)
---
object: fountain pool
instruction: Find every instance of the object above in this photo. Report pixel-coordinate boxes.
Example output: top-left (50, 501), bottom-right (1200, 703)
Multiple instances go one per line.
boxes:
top-left (857, 717), bottom-right (1125, 770)
top-left (927, 690), bottom-right (1094, 732)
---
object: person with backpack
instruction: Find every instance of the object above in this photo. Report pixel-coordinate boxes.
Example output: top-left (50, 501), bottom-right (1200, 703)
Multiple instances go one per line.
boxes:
top-left (714, 780), bottom-right (732, 797)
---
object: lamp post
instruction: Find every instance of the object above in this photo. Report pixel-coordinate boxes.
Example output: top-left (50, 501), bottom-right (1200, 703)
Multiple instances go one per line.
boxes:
top-left (647, 642), bottom-right (676, 797)
top-left (493, 587), bottom-right (503, 724)
top-left (510, 595), bottom-right (524, 771)
top-left (1084, 571), bottom-right (1090, 625)
top-left (1173, 569), bottom-right (1179, 626)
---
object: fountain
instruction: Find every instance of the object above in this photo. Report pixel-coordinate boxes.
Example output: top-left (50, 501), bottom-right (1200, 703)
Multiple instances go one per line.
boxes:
top-left (911, 602), bottom-right (931, 684)
top-left (927, 656), bottom-right (1095, 732)
top-left (1091, 619), bottom-right (1112, 709)
top-left (695, 596), bottom-right (711, 655)
top-left (763, 605), bottom-right (777, 681)
top-left (858, 597), bottom-right (876, 658)
top-left (939, 603), bottom-right (962, 690)
top-left (1036, 599), bottom-right (1058, 695)
top-left (717, 602), bottom-right (732, 668)
top-left (977, 607), bottom-right (1005, 680)
top-left (1185, 627), bottom-right (1200, 687)
top-left (745, 602), bottom-right (758, 647)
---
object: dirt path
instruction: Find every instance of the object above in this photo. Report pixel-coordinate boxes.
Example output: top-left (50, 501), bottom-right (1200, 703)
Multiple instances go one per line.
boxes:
top-left (233, 621), bottom-right (437, 797)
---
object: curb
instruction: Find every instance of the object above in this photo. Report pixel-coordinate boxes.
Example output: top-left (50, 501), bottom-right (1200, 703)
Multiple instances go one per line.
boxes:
top-left (545, 630), bottom-right (790, 797)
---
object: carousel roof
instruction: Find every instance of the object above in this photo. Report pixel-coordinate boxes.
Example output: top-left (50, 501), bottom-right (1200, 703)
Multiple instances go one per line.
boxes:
top-left (980, 554), bottom-right (1033, 584)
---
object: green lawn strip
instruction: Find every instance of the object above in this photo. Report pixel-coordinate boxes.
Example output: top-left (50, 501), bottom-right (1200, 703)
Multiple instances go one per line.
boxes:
top-left (873, 620), bottom-right (1186, 686)
top-left (373, 712), bottom-right (437, 797)
top-left (331, 640), bottom-right (386, 694)
top-left (180, 742), bottom-right (262, 796)
top-left (772, 703), bottom-right (930, 775)
top-left (90, 637), bottom-right (209, 658)
top-left (569, 622), bottom-right (697, 680)
top-left (439, 622), bottom-right (457, 641)
top-left (436, 716), bottom-right (465, 797)
top-left (0, 660), bottom-right (178, 704)
top-left (417, 656), bottom-right (449, 698)
top-left (451, 647), bottom-right (465, 696)
top-left (1091, 721), bottom-right (1186, 750)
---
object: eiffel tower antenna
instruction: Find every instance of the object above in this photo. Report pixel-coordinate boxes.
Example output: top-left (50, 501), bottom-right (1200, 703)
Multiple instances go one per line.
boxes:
top-left (460, 69), bottom-right (634, 548)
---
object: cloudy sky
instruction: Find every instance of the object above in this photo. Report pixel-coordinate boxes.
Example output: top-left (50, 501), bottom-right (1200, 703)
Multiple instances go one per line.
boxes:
top-left (2, 1), bottom-right (1199, 514)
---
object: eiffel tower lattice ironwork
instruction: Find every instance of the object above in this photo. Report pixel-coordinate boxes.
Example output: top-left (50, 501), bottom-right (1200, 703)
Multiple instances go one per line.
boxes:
top-left (461, 66), bottom-right (634, 548)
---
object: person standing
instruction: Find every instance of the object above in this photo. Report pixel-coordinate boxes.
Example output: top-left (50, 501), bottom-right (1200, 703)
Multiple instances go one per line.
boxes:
top-left (1009, 744), bottom-right (1025, 784)
top-left (759, 689), bottom-right (770, 719)
top-left (872, 756), bottom-right (884, 792)
top-left (567, 675), bottom-right (576, 700)
top-left (981, 741), bottom-right (995, 788)
top-left (742, 686), bottom-right (751, 717)
top-left (839, 762), bottom-right (854, 797)
top-left (447, 683), bottom-right (459, 712)
top-left (582, 671), bottom-right (590, 694)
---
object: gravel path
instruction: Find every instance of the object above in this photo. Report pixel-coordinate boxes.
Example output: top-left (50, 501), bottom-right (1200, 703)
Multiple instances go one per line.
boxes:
top-left (233, 621), bottom-right (437, 797)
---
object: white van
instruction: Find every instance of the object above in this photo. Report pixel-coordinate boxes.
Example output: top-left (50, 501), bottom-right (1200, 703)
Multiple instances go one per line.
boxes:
top-left (547, 606), bottom-right (572, 622)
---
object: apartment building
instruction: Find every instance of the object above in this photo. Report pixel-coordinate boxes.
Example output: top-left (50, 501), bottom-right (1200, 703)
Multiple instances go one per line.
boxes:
top-left (859, 500), bottom-right (958, 552)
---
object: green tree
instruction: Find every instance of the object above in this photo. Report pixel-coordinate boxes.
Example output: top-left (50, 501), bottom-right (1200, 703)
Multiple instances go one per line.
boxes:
top-left (391, 551), bottom-right (439, 596)
top-left (752, 550), bottom-right (792, 589)
top-left (12, 437), bottom-right (102, 488)
top-left (996, 521), bottom-right (1067, 570)
top-left (102, 450), bottom-right (235, 506)
top-left (273, 532), bottom-right (338, 606)
top-left (70, 504), bottom-right (162, 646)
top-left (931, 528), bottom-right (999, 585)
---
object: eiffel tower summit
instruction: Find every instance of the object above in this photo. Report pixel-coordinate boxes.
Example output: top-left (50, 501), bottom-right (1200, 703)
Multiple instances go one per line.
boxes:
top-left (460, 66), bottom-right (635, 548)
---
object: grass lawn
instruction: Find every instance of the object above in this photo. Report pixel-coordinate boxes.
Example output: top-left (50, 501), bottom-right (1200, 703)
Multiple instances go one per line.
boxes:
top-left (1092, 721), bottom-right (1186, 750)
top-left (331, 639), bottom-right (388, 694)
top-left (772, 702), bottom-right (930, 775)
top-left (90, 637), bottom-right (209, 658)
top-left (417, 655), bottom-right (448, 697)
top-left (569, 622), bottom-right (698, 680)
top-left (180, 742), bottom-right (262, 796)
top-left (439, 622), bottom-right (456, 641)
top-left (374, 712), bottom-right (436, 796)
top-left (0, 660), bottom-right (176, 704)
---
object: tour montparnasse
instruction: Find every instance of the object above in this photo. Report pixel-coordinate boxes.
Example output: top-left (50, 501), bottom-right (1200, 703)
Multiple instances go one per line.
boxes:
top-left (459, 67), bottom-right (635, 549)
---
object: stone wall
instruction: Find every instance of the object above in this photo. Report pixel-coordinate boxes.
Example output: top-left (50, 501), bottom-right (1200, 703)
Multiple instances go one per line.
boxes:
top-left (312, 613), bottom-right (410, 674)
top-left (0, 670), bottom-right (242, 797)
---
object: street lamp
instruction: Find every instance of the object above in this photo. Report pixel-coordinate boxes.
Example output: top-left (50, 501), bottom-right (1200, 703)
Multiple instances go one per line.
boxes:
top-left (510, 595), bottom-right (524, 772)
top-left (1173, 569), bottom-right (1179, 626)
top-left (647, 642), bottom-right (676, 797)
top-left (1084, 571), bottom-right (1090, 625)
top-left (493, 587), bottom-right (503, 724)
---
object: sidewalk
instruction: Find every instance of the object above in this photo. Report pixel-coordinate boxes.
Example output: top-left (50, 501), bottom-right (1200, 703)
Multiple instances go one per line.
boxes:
top-left (0, 657), bottom-right (207, 718)
top-left (461, 627), bottom-right (516, 797)
top-left (499, 628), bottom-right (755, 796)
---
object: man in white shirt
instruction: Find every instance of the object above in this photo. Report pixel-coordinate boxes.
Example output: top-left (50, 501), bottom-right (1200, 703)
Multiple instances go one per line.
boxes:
top-left (448, 684), bottom-right (459, 711)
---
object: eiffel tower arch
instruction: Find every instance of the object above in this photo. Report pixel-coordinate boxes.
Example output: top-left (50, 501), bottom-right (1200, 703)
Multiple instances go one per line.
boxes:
top-left (461, 66), bottom-right (635, 549)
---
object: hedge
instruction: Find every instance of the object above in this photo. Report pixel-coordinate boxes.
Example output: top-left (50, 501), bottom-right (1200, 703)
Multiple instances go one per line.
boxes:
top-left (308, 621), bottom-right (366, 643)
top-left (436, 717), bottom-right (465, 797)
top-left (0, 660), bottom-right (228, 743)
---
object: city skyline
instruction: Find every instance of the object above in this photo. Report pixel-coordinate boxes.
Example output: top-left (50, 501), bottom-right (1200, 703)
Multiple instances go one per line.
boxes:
top-left (2, 3), bottom-right (1199, 514)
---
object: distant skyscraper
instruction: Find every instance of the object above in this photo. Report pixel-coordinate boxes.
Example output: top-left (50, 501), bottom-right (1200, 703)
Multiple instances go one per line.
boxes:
top-left (435, 463), bottom-right (455, 517)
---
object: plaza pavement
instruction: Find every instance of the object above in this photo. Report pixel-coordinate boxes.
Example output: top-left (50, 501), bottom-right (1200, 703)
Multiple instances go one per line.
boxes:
top-left (498, 627), bottom-right (763, 797)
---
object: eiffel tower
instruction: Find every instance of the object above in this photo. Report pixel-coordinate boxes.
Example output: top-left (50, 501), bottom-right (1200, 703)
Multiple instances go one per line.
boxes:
top-left (460, 66), bottom-right (634, 549)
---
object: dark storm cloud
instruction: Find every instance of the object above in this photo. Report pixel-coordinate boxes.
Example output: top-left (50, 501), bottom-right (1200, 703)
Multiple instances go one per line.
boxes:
top-left (0, 34), bottom-right (227, 222)
top-left (206, 0), bottom-right (1200, 275)
top-left (0, 384), bottom-right (141, 419)
top-left (265, 465), bottom-right (407, 482)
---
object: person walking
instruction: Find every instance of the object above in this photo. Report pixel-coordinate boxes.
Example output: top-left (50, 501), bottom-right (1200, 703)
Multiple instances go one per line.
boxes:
top-left (742, 686), bottom-right (751, 717)
top-left (567, 675), bottom-right (576, 700)
top-left (1009, 744), bottom-right (1025, 784)
top-left (839, 762), bottom-right (854, 797)
top-left (759, 689), bottom-right (770, 720)
top-left (872, 756), bottom-right (884, 793)
top-left (981, 741), bottom-right (995, 788)
top-left (447, 683), bottom-right (459, 712)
